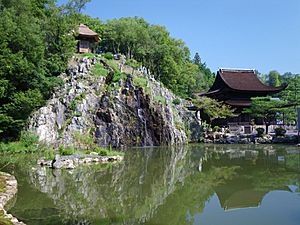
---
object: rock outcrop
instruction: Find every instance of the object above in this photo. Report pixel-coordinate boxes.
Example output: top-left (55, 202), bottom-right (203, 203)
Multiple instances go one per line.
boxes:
top-left (28, 56), bottom-right (199, 148)
top-left (0, 172), bottom-right (25, 225)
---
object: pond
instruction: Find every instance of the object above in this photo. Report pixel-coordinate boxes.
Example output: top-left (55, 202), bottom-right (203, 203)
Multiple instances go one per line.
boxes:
top-left (1, 144), bottom-right (300, 225)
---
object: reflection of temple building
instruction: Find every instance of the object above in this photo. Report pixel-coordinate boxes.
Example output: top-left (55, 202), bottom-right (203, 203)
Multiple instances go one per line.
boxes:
top-left (7, 145), bottom-right (300, 225)
top-left (215, 179), bottom-right (292, 211)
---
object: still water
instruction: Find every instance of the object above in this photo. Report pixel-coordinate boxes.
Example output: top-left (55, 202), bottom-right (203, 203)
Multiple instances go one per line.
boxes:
top-left (1, 144), bottom-right (300, 225)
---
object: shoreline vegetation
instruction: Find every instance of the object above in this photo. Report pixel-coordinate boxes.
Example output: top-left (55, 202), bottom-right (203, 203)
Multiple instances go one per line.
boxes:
top-left (0, 131), bottom-right (124, 169)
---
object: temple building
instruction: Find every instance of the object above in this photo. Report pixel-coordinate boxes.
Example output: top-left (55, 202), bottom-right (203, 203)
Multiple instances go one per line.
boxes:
top-left (77, 24), bottom-right (99, 53)
top-left (201, 69), bottom-right (287, 125)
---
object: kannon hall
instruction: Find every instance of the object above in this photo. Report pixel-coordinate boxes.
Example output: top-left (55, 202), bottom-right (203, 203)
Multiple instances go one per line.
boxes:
top-left (201, 68), bottom-right (287, 126)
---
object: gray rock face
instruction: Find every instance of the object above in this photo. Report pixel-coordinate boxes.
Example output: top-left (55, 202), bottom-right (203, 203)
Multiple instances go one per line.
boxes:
top-left (28, 56), bottom-right (197, 148)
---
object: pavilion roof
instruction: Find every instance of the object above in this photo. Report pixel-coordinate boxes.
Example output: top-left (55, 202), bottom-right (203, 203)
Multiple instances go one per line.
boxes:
top-left (219, 69), bottom-right (286, 91)
top-left (78, 24), bottom-right (99, 41)
top-left (204, 69), bottom-right (287, 96)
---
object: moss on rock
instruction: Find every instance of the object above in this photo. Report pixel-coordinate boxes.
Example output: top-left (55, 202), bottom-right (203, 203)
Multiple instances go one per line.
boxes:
top-left (0, 176), bottom-right (6, 193)
top-left (0, 210), bottom-right (14, 225)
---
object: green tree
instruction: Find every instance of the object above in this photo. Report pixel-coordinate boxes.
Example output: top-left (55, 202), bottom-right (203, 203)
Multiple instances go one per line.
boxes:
top-left (268, 70), bottom-right (281, 87)
top-left (99, 17), bottom-right (212, 98)
top-left (277, 74), bottom-right (300, 124)
top-left (243, 96), bottom-right (291, 134)
top-left (192, 52), bottom-right (201, 68)
top-left (193, 97), bottom-right (237, 122)
top-left (0, 0), bottom-right (90, 140)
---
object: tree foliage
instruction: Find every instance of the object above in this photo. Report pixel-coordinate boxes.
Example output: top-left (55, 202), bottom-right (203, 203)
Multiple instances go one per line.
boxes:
top-left (243, 96), bottom-right (291, 133)
top-left (90, 17), bottom-right (213, 98)
top-left (193, 97), bottom-right (236, 121)
top-left (267, 70), bottom-right (281, 87)
top-left (0, 0), bottom-right (89, 140)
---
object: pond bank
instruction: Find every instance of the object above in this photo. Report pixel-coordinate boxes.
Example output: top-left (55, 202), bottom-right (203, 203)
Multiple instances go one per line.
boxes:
top-left (203, 133), bottom-right (299, 145)
top-left (0, 172), bottom-right (25, 225)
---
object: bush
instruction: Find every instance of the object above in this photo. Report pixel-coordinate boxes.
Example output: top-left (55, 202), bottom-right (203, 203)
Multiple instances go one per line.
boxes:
top-left (19, 131), bottom-right (39, 147)
top-left (92, 64), bottom-right (109, 77)
top-left (99, 149), bottom-right (108, 156)
top-left (213, 126), bottom-right (221, 132)
top-left (112, 72), bottom-right (127, 83)
top-left (59, 145), bottom-right (75, 156)
top-left (126, 59), bottom-right (141, 68)
top-left (85, 150), bottom-right (91, 154)
top-left (44, 150), bottom-right (55, 160)
top-left (256, 128), bottom-right (265, 137)
top-left (274, 127), bottom-right (286, 137)
top-left (153, 96), bottom-right (166, 105)
top-left (172, 98), bottom-right (181, 105)
top-left (103, 52), bottom-right (113, 60)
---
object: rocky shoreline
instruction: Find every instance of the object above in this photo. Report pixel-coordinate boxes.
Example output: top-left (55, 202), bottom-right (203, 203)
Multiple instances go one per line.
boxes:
top-left (38, 154), bottom-right (124, 169)
top-left (0, 172), bottom-right (25, 225)
top-left (203, 133), bottom-right (299, 145)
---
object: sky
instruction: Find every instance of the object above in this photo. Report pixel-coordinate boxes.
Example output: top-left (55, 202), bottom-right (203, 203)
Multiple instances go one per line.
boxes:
top-left (58, 0), bottom-right (300, 74)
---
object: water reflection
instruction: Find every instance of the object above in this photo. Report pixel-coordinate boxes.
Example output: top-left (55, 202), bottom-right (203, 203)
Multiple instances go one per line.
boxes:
top-left (2, 144), bottom-right (300, 225)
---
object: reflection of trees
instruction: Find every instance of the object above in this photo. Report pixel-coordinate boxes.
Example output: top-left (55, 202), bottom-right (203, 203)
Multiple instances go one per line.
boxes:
top-left (145, 166), bottom-right (239, 225)
top-left (20, 146), bottom-right (200, 224)
top-left (4, 144), bottom-right (300, 225)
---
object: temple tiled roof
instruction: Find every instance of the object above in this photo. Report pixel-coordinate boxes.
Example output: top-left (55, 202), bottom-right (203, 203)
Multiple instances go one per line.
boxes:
top-left (203, 69), bottom-right (287, 97)
top-left (218, 69), bottom-right (286, 92)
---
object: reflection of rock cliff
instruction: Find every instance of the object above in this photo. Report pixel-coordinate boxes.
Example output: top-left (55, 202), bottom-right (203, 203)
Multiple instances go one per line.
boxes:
top-left (25, 146), bottom-right (197, 224)
top-left (28, 56), bottom-right (198, 148)
top-left (8, 145), bottom-right (300, 225)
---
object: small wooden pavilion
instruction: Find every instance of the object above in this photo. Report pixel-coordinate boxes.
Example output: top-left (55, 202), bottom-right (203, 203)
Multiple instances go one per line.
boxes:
top-left (201, 69), bottom-right (287, 125)
top-left (77, 24), bottom-right (99, 53)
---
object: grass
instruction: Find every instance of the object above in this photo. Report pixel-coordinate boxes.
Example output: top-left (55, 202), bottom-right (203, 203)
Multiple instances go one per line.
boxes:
top-left (81, 52), bottom-right (97, 58)
top-left (69, 92), bottom-right (86, 111)
top-left (103, 58), bottom-right (120, 72)
top-left (133, 76), bottom-right (148, 88)
top-left (133, 76), bottom-right (152, 96)
top-left (153, 95), bottom-right (166, 105)
top-left (0, 132), bottom-right (41, 154)
top-left (91, 64), bottom-right (109, 77)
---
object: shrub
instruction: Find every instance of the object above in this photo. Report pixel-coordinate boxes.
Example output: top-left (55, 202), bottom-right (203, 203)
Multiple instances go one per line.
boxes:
top-left (274, 127), bottom-right (286, 137)
top-left (213, 126), bottom-right (221, 132)
top-left (126, 59), bottom-right (141, 68)
top-left (19, 131), bottom-right (39, 147)
top-left (172, 98), bottom-right (181, 105)
top-left (256, 128), bottom-right (265, 137)
top-left (153, 96), bottom-right (166, 105)
top-left (85, 150), bottom-right (91, 154)
top-left (112, 71), bottom-right (127, 83)
top-left (133, 76), bottom-right (148, 89)
top-left (44, 150), bottom-right (55, 160)
top-left (103, 52), bottom-right (113, 60)
top-left (92, 64), bottom-right (109, 77)
top-left (99, 149), bottom-right (108, 156)
top-left (59, 145), bottom-right (75, 156)
top-left (82, 53), bottom-right (96, 58)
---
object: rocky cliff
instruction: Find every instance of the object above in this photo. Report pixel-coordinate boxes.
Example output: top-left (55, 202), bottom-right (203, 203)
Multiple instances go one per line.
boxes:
top-left (28, 55), bottom-right (200, 148)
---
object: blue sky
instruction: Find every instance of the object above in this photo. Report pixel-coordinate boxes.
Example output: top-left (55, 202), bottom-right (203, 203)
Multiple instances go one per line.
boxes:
top-left (58, 0), bottom-right (300, 74)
